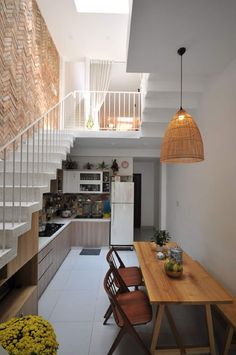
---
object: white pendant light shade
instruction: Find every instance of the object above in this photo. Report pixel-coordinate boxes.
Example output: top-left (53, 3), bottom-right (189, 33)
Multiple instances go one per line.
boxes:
top-left (160, 108), bottom-right (204, 163)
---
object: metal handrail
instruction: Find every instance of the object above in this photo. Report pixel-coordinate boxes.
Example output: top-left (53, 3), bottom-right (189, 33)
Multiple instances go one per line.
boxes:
top-left (0, 92), bottom-right (73, 153)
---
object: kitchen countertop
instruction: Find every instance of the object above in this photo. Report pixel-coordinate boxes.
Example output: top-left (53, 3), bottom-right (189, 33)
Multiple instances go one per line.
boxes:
top-left (38, 216), bottom-right (111, 252)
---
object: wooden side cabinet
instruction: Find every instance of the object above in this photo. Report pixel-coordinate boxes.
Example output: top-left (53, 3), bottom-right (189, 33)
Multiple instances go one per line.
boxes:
top-left (71, 221), bottom-right (110, 247)
top-left (38, 223), bottom-right (72, 298)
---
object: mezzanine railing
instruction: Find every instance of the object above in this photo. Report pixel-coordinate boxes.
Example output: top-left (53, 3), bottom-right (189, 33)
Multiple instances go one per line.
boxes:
top-left (63, 90), bottom-right (141, 131)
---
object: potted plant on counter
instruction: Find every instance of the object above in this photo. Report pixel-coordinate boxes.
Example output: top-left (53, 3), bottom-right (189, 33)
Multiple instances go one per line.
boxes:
top-left (150, 229), bottom-right (171, 251)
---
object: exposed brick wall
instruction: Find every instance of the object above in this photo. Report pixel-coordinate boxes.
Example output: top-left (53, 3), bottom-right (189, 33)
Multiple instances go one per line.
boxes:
top-left (0, 0), bottom-right (60, 147)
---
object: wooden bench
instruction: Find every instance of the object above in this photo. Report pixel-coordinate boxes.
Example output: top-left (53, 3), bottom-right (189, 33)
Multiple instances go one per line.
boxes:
top-left (217, 297), bottom-right (236, 355)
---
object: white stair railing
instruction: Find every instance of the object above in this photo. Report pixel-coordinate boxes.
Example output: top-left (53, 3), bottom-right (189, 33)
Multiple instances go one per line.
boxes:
top-left (0, 92), bottom-right (73, 254)
top-left (63, 90), bottom-right (141, 131)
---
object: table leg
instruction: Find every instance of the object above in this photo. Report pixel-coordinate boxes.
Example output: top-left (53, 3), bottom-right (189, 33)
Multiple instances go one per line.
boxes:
top-left (205, 304), bottom-right (216, 355)
top-left (223, 325), bottom-right (234, 355)
top-left (151, 304), bottom-right (165, 354)
top-left (165, 305), bottom-right (186, 354)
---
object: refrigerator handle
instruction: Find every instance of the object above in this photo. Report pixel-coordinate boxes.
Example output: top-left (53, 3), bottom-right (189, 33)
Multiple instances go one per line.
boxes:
top-left (112, 204), bottom-right (115, 225)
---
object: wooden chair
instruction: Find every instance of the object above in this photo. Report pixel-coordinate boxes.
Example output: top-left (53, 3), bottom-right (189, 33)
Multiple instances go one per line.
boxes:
top-left (106, 247), bottom-right (143, 289)
top-left (103, 247), bottom-right (143, 324)
top-left (216, 297), bottom-right (236, 355)
top-left (104, 268), bottom-right (152, 355)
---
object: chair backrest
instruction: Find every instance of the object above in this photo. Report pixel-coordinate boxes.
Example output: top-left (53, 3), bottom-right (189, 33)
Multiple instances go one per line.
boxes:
top-left (103, 268), bottom-right (131, 327)
top-left (106, 247), bottom-right (125, 269)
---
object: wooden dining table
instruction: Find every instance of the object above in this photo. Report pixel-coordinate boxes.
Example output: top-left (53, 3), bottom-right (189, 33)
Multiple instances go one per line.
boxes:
top-left (134, 241), bottom-right (233, 355)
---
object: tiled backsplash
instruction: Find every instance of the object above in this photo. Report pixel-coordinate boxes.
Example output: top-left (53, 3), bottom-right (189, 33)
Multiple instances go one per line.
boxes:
top-left (40, 193), bottom-right (110, 223)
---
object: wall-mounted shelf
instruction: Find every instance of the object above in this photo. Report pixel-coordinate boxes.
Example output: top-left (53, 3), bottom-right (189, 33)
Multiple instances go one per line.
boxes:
top-left (63, 170), bottom-right (110, 194)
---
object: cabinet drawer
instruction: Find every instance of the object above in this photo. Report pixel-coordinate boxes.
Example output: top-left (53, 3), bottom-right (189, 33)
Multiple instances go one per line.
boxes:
top-left (38, 265), bottom-right (54, 298)
top-left (38, 242), bottom-right (54, 263)
top-left (38, 248), bottom-right (53, 280)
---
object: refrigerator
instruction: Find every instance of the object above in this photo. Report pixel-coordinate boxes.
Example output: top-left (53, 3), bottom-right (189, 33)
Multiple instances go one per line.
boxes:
top-left (110, 181), bottom-right (134, 246)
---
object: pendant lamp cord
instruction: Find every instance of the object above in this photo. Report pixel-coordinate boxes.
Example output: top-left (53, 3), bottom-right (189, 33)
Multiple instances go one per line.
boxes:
top-left (180, 53), bottom-right (183, 110)
top-left (178, 47), bottom-right (186, 110)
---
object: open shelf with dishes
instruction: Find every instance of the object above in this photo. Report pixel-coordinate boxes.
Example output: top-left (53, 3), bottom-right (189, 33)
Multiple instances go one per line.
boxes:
top-left (63, 170), bottom-right (110, 194)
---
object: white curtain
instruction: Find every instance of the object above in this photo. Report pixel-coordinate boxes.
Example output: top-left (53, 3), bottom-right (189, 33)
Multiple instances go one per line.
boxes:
top-left (88, 59), bottom-right (112, 129)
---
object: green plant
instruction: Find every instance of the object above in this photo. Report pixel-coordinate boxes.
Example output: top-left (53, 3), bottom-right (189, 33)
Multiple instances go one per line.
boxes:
top-left (84, 162), bottom-right (94, 170)
top-left (62, 156), bottom-right (77, 169)
top-left (151, 229), bottom-right (170, 246)
top-left (97, 161), bottom-right (109, 170)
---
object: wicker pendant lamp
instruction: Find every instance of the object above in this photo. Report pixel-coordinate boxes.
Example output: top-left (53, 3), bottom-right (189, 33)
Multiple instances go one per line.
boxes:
top-left (160, 47), bottom-right (204, 163)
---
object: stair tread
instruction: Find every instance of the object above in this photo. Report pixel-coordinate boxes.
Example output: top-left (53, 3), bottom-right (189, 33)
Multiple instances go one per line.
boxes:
top-left (0, 185), bottom-right (48, 188)
top-left (0, 222), bottom-right (27, 229)
top-left (0, 249), bottom-right (12, 257)
top-left (0, 201), bottom-right (39, 207)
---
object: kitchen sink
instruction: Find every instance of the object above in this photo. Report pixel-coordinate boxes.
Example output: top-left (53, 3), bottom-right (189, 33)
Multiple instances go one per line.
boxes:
top-left (39, 223), bottom-right (64, 237)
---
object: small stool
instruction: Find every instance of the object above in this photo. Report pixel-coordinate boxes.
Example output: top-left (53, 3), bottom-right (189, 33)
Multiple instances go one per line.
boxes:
top-left (217, 297), bottom-right (236, 355)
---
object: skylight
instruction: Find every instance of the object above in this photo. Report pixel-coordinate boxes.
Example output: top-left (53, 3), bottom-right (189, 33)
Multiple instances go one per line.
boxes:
top-left (74, 0), bottom-right (129, 14)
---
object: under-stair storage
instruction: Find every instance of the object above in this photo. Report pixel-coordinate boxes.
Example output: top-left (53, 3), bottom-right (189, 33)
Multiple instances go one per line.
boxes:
top-left (0, 212), bottom-right (39, 322)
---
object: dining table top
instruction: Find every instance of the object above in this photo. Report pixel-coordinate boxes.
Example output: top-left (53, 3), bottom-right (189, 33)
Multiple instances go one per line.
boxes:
top-left (134, 241), bottom-right (233, 305)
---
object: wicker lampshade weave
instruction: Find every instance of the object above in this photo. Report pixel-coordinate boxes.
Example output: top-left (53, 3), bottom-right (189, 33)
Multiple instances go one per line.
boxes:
top-left (160, 108), bottom-right (204, 163)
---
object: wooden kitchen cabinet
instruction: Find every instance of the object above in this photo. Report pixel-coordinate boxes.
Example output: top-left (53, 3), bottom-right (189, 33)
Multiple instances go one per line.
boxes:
top-left (38, 223), bottom-right (72, 298)
top-left (71, 221), bottom-right (110, 247)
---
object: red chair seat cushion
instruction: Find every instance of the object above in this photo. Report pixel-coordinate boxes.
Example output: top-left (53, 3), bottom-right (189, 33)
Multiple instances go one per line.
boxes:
top-left (118, 267), bottom-right (142, 287)
top-left (115, 290), bottom-right (152, 326)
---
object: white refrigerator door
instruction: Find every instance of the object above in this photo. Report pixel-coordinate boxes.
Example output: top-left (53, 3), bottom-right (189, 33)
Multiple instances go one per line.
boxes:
top-left (111, 203), bottom-right (134, 245)
top-left (111, 182), bottom-right (134, 204)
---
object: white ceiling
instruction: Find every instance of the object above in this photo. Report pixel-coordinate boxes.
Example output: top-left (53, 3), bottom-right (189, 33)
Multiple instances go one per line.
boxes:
top-left (127, 0), bottom-right (236, 76)
top-left (36, 0), bottom-right (129, 61)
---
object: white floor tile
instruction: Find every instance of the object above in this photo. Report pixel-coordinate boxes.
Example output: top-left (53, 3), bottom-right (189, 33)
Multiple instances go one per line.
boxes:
top-left (50, 290), bottom-right (97, 322)
top-left (53, 322), bottom-right (93, 355)
top-left (46, 268), bottom-right (72, 291)
top-left (65, 269), bottom-right (102, 291)
top-left (38, 290), bottom-right (62, 320)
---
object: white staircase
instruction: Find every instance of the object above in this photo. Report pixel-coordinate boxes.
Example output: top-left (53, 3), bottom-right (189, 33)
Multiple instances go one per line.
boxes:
top-left (140, 73), bottom-right (207, 138)
top-left (0, 95), bottom-right (75, 269)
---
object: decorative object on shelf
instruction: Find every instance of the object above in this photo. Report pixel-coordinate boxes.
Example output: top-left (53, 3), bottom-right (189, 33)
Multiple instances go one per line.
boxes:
top-left (97, 161), bottom-right (109, 170)
top-left (86, 114), bottom-right (94, 129)
top-left (62, 155), bottom-right (77, 169)
top-left (121, 160), bottom-right (129, 169)
top-left (151, 229), bottom-right (170, 251)
top-left (160, 47), bottom-right (204, 163)
top-left (0, 315), bottom-right (59, 355)
top-left (111, 159), bottom-right (119, 175)
top-left (83, 162), bottom-right (94, 170)
top-left (164, 258), bottom-right (183, 278)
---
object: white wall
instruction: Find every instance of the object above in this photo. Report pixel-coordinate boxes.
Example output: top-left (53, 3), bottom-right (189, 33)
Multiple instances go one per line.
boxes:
top-left (166, 58), bottom-right (236, 294)
top-left (133, 160), bottom-right (156, 227)
top-left (109, 62), bottom-right (141, 92)
top-left (64, 61), bottom-right (86, 94)
top-left (70, 156), bottom-right (133, 176)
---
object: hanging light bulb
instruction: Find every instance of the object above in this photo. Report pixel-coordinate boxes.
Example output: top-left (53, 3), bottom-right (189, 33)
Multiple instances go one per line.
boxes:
top-left (160, 47), bottom-right (204, 163)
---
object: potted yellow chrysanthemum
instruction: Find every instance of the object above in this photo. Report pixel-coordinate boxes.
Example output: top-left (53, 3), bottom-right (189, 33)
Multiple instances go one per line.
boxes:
top-left (0, 315), bottom-right (58, 355)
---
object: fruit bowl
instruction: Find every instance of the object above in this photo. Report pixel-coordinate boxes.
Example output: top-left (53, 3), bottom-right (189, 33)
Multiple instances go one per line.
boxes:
top-left (164, 259), bottom-right (183, 278)
top-left (165, 269), bottom-right (183, 278)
